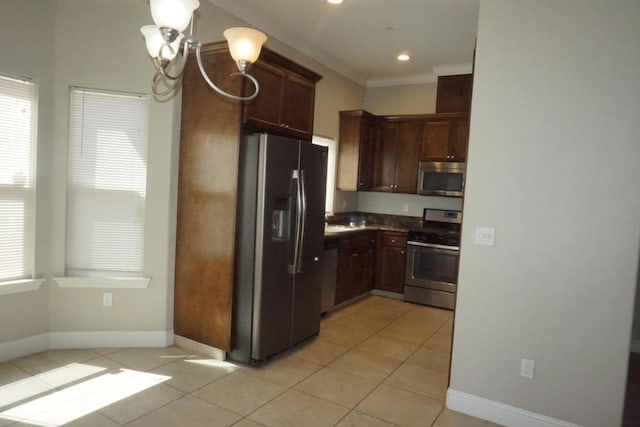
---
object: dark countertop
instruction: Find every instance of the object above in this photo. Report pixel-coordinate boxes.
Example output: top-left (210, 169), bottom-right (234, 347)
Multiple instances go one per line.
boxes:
top-left (324, 224), bottom-right (409, 239)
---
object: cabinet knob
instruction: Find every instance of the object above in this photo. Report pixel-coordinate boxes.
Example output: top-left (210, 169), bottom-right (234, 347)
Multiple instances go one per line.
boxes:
top-left (352, 253), bottom-right (359, 257)
top-left (391, 239), bottom-right (395, 243)
top-left (313, 257), bottom-right (319, 262)
top-left (401, 250), bottom-right (405, 254)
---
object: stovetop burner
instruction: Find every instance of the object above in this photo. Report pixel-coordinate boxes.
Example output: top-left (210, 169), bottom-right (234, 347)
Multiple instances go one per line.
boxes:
top-left (407, 209), bottom-right (462, 248)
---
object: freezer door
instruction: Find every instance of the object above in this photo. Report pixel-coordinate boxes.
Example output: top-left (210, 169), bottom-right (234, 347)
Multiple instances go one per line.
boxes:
top-left (251, 134), bottom-right (300, 360)
top-left (291, 142), bottom-right (327, 344)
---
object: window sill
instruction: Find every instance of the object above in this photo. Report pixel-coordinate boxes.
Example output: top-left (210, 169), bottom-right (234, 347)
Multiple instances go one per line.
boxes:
top-left (0, 278), bottom-right (45, 295)
top-left (53, 277), bottom-right (151, 289)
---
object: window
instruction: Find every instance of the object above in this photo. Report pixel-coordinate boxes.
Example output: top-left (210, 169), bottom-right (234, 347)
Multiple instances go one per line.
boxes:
top-left (0, 74), bottom-right (37, 282)
top-left (66, 88), bottom-right (149, 277)
top-left (312, 135), bottom-right (337, 214)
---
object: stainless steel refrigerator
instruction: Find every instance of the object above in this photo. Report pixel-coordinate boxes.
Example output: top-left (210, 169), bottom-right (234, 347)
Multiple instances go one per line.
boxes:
top-left (230, 133), bottom-right (327, 364)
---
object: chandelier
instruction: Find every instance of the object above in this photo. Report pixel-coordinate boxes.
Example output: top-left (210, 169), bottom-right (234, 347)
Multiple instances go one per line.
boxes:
top-left (140, 0), bottom-right (267, 100)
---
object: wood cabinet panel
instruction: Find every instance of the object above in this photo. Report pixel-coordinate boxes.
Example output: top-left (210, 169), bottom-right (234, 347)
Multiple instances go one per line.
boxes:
top-left (281, 73), bottom-right (315, 135)
top-left (243, 50), bottom-right (321, 140)
top-left (436, 74), bottom-right (473, 113)
top-left (335, 231), bottom-right (376, 304)
top-left (421, 116), bottom-right (469, 162)
top-left (372, 121), bottom-right (398, 191)
top-left (375, 231), bottom-right (407, 294)
top-left (395, 121), bottom-right (422, 193)
top-left (336, 111), bottom-right (377, 191)
top-left (242, 61), bottom-right (285, 129)
top-left (174, 42), bottom-right (244, 351)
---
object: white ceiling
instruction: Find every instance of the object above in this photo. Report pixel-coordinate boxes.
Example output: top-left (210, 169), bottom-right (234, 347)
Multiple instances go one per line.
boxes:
top-left (209, 0), bottom-right (479, 87)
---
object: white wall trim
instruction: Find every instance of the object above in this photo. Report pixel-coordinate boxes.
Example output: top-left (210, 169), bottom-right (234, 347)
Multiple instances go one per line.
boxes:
top-left (447, 389), bottom-right (583, 427)
top-left (630, 339), bottom-right (640, 353)
top-left (48, 330), bottom-right (174, 349)
top-left (0, 334), bottom-right (49, 363)
top-left (0, 331), bottom-right (174, 362)
top-left (0, 278), bottom-right (45, 295)
top-left (54, 277), bottom-right (151, 289)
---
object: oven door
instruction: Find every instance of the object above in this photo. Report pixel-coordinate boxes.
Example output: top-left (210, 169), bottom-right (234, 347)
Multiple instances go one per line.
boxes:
top-left (405, 243), bottom-right (459, 292)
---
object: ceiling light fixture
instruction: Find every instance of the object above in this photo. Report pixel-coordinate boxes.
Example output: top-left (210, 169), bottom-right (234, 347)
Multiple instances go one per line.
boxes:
top-left (327, 0), bottom-right (344, 4)
top-left (140, 0), bottom-right (267, 100)
top-left (397, 53), bottom-right (411, 62)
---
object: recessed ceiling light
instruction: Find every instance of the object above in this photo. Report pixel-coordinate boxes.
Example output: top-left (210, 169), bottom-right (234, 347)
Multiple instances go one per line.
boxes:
top-left (397, 53), bottom-right (411, 61)
top-left (327, 0), bottom-right (343, 4)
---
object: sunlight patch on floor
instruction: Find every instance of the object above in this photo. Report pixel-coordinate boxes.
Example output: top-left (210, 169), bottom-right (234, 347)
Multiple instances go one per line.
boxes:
top-left (0, 365), bottom-right (170, 426)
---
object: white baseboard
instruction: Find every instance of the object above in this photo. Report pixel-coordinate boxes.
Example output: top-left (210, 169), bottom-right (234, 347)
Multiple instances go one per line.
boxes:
top-left (0, 333), bottom-right (49, 363)
top-left (49, 330), bottom-right (174, 349)
top-left (174, 335), bottom-right (225, 360)
top-left (630, 339), bottom-right (640, 353)
top-left (0, 331), bottom-right (174, 362)
top-left (447, 389), bottom-right (582, 427)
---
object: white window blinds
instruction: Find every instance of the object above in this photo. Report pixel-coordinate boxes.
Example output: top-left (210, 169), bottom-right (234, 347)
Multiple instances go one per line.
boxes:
top-left (66, 88), bottom-right (149, 276)
top-left (0, 74), bottom-right (36, 282)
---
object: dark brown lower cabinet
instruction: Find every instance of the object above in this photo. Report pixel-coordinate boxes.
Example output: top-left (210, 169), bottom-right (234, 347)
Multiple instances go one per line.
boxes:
top-left (335, 231), bottom-right (376, 305)
top-left (375, 231), bottom-right (407, 293)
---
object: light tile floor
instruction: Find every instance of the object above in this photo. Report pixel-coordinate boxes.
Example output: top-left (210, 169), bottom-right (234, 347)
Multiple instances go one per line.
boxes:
top-left (0, 296), bottom-right (501, 426)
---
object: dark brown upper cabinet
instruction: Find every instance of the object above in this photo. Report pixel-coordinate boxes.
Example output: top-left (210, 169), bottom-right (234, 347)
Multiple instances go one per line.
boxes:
top-left (336, 110), bottom-right (378, 191)
top-left (371, 119), bottom-right (422, 193)
top-left (421, 115), bottom-right (470, 162)
top-left (436, 74), bottom-right (473, 113)
top-left (243, 49), bottom-right (322, 140)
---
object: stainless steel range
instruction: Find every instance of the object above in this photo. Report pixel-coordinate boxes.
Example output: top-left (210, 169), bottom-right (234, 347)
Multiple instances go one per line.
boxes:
top-left (404, 209), bottom-right (462, 310)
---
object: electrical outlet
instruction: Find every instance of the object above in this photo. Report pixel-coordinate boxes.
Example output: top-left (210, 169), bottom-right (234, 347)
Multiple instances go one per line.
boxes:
top-left (402, 203), bottom-right (409, 213)
top-left (342, 200), bottom-right (347, 209)
top-left (103, 292), bottom-right (113, 307)
top-left (474, 226), bottom-right (496, 246)
top-left (520, 358), bottom-right (535, 379)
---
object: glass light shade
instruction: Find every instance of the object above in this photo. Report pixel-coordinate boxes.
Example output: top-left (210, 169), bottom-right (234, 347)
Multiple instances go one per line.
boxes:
top-left (141, 25), bottom-right (184, 60)
top-left (150, 0), bottom-right (200, 32)
top-left (223, 27), bottom-right (267, 64)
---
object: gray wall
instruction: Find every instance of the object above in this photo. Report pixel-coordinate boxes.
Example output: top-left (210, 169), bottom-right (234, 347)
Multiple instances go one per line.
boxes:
top-left (450, 1), bottom-right (640, 426)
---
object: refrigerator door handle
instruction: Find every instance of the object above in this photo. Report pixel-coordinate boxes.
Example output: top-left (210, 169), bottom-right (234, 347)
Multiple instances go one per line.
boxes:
top-left (289, 169), bottom-right (303, 274)
top-left (296, 169), bottom-right (307, 274)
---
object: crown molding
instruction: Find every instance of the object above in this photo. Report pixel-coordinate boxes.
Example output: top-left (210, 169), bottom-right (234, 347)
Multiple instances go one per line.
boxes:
top-left (432, 63), bottom-right (473, 76)
top-left (366, 73), bottom-right (438, 88)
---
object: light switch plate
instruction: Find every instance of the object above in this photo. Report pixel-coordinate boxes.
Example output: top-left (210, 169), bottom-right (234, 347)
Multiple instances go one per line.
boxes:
top-left (402, 203), bottom-right (409, 213)
top-left (474, 226), bottom-right (495, 246)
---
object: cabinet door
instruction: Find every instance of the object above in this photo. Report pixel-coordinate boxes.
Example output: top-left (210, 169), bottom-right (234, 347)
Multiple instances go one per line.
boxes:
top-left (357, 115), bottom-right (377, 190)
top-left (378, 246), bottom-right (406, 293)
top-left (372, 121), bottom-right (398, 191)
top-left (394, 121), bottom-right (422, 193)
top-left (421, 120), bottom-right (452, 161)
top-left (281, 72), bottom-right (315, 136)
top-left (449, 118), bottom-right (470, 161)
top-left (243, 61), bottom-right (285, 130)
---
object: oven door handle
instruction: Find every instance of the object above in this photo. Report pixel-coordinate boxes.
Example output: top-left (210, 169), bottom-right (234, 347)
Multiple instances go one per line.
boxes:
top-left (407, 242), bottom-right (459, 251)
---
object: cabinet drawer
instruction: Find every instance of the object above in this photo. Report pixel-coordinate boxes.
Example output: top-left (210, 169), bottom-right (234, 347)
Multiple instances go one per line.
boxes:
top-left (382, 233), bottom-right (407, 248)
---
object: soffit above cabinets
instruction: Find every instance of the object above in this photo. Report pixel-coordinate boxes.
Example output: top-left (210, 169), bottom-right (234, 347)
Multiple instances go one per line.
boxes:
top-left (208, 0), bottom-right (479, 87)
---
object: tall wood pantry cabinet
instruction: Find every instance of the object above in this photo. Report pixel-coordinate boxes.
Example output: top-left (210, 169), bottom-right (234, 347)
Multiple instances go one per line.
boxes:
top-left (173, 42), bottom-right (321, 352)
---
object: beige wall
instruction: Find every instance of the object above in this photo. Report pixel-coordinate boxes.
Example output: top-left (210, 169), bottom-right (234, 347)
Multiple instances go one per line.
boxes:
top-left (364, 82), bottom-right (437, 115)
top-left (450, 1), bottom-right (640, 426)
top-left (0, 0), bottom-right (54, 343)
top-left (0, 0), bottom-right (365, 345)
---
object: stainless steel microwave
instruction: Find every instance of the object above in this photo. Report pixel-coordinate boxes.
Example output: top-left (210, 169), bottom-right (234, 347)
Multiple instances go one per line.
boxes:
top-left (417, 161), bottom-right (466, 197)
